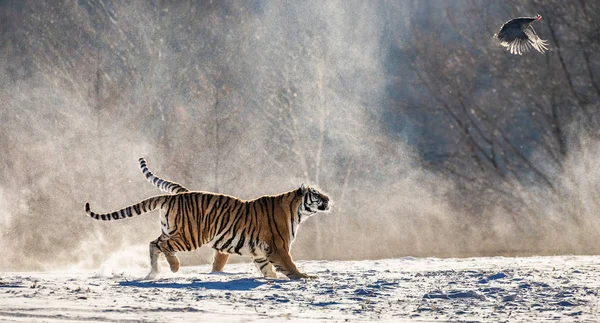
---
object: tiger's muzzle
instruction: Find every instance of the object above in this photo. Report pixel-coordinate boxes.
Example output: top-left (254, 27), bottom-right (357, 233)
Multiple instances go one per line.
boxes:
top-left (318, 199), bottom-right (331, 212)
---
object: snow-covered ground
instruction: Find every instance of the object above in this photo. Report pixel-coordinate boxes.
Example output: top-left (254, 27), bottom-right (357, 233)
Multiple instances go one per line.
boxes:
top-left (1, 256), bottom-right (599, 322)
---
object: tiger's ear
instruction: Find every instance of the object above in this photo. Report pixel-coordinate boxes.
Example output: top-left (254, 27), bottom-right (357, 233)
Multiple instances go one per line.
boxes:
top-left (299, 183), bottom-right (308, 195)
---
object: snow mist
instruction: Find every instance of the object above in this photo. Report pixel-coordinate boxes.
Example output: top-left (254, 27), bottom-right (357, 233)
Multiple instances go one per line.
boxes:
top-left (1, 1), bottom-right (598, 272)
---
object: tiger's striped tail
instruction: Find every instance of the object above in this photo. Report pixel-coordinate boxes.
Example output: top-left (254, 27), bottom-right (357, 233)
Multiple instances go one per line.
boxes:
top-left (85, 195), bottom-right (167, 221)
top-left (139, 157), bottom-right (189, 194)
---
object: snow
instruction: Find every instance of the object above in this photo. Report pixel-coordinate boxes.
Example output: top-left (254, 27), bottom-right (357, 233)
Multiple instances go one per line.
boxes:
top-left (1, 256), bottom-right (599, 322)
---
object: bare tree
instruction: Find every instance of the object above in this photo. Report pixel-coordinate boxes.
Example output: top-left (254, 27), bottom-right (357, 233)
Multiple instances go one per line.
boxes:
top-left (389, 0), bottom-right (600, 220)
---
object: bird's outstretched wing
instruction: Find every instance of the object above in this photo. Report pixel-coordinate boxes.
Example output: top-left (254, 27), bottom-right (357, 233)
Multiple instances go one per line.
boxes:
top-left (495, 29), bottom-right (530, 55)
top-left (523, 25), bottom-right (549, 54)
top-left (506, 36), bottom-right (531, 56)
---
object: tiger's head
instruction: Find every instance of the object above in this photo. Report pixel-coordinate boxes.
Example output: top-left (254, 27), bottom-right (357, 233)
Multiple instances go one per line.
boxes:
top-left (298, 183), bottom-right (331, 218)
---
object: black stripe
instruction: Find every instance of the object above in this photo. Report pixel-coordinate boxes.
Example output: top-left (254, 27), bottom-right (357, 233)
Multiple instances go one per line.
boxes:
top-left (166, 240), bottom-right (175, 251)
top-left (211, 207), bottom-right (232, 248)
top-left (247, 225), bottom-right (257, 255)
top-left (171, 196), bottom-right (182, 236)
top-left (160, 196), bottom-right (169, 208)
top-left (228, 204), bottom-right (248, 253)
top-left (228, 202), bottom-right (246, 231)
top-left (212, 221), bottom-right (234, 249)
top-left (214, 198), bottom-right (232, 233)
top-left (197, 194), bottom-right (206, 237)
top-left (252, 201), bottom-right (262, 245)
top-left (234, 234), bottom-right (246, 255)
top-left (165, 197), bottom-right (177, 232)
top-left (269, 198), bottom-right (287, 249)
top-left (184, 195), bottom-right (197, 250)
top-left (151, 197), bottom-right (160, 210)
top-left (205, 195), bottom-right (217, 238)
top-left (249, 241), bottom-right (256, 255)
top-left (192, 193), bottom-right (202, 245)
top-left (184, 195), bottom-right (195, 250)
top-left (204, 195), bottom-right (214, 218)
top-left (247, 202), bottom-right (257, 251)
top-left (208, 195), bottom-right (223, 222)
top-left (260, 199), bottom-right (277, 249)
top-left (210, 214), bottom-right (225, 242)
top-left (219, 236), bottom-right (234, 251)
top-left (175, 195), bottom-right (189, 250)
top-left (259, 262), bottom-right (269, 271)
top-left (171, 239), bottom-right (184, 251)
top-left (214, 196), bottom-right (227, 219)
top-left (288, 192), bottom-right (297, 238)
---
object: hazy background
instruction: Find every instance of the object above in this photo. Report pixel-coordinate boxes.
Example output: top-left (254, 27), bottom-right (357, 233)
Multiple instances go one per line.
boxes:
top-left (1, 0), bottom-right (599, 271)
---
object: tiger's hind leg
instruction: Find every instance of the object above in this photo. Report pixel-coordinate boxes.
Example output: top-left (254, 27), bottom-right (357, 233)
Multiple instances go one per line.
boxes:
top-left (211, 251), bottom-right (230, 272)
top-left (253, 257), bottom-right (278, 278)
top-left (144, 238), bottom-right (163, 280)
top-left (152, 234), bottom-right (182, 273)
top-left (158, 243), bottom-right (181, 273)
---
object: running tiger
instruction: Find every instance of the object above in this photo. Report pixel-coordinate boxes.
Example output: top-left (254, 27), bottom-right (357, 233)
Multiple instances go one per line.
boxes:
top-left (85, 159), bottom-right (331, 280)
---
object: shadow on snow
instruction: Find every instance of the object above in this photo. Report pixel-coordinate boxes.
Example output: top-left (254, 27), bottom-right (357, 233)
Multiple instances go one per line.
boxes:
top-left (119, 278), bottom-right (268, 291)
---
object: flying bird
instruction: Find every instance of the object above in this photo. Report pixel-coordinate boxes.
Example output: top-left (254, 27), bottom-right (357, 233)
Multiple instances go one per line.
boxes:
top-left (494, 14), bottom-right (548, 55)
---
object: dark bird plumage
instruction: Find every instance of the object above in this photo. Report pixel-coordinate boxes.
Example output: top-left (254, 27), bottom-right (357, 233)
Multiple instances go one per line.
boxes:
top-left (494, 14), bottom-right (548, 55)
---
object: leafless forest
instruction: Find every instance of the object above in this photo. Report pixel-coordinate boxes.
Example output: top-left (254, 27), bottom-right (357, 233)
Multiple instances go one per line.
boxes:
top-left (0, 0), bottom-right (599, 271)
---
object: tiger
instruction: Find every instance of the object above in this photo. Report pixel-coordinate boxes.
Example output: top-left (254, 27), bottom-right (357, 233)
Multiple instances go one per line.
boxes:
top-left (85, 158), bottom-right (331, 280)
